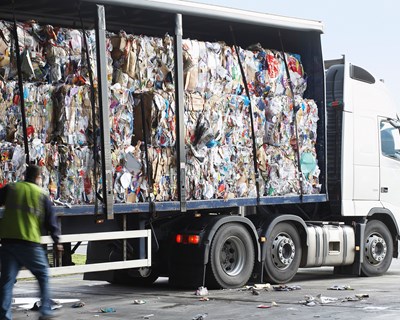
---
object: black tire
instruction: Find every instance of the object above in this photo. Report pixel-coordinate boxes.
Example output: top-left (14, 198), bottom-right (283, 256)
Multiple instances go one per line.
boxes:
top-left (361, 220), bottom-right (393, 277)
top-left (207, 223), bottom-right (255, 289)
top-left (263, 222), bottom-right (301, 284)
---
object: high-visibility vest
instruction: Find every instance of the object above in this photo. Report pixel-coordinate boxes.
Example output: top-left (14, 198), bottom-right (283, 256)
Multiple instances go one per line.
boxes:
top-left (0, 182), bottom-right (45, 244)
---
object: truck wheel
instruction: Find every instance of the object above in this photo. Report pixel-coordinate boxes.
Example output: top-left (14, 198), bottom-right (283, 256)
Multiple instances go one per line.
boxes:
top-left (112, 267), bottom-right (160, 286)
top-left (361, 220), bottom-right (393, 277)
top-left (207, 223), bottom-right (255, 289)
top-left (264, 222), bottom-right (301, 284)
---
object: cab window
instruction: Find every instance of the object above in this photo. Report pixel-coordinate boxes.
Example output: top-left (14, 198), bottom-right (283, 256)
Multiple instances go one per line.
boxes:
top-left (381, 120), bottom-right (400, 160)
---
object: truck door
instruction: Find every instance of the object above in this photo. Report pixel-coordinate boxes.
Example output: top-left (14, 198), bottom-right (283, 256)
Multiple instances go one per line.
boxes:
top-left (379, 118), bottom-right (400, 214)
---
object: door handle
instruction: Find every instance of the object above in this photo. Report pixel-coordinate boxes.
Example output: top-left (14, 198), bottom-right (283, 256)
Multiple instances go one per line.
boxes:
top-left (381, 187), bottom-right (389, 193)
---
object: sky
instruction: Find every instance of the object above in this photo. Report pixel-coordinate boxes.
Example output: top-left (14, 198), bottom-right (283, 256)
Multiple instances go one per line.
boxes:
top-left (193, 0), bottom-right (400, 107)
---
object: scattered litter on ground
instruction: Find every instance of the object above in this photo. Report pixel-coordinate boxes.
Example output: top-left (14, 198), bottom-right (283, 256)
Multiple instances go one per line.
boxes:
top-left (100, 307), bottom-right (116, 313)
top-left (355, 294), bottom-right (369, 299)
top-left (14, 298), bottom-right (79, 310)
top-left (195, 286), bottom-right (209, 296)
top-left (199, 297), bottom-right (209, 301)
top-left (192, 313), bottom-right (208, 320)
top-left (257, 301), bottom-right (278, 309)
top-left (133, 300), bottom-right (146, 304)
top-left (342, 296), bottom-right (359, 302)
top-left (302, 294), bottom-right (338, 306)
top-left (328, 285), bottom-right (354, 291)
top-left (305, 301), bottom-right (317, 307)
top-left (143, 314), bottom-right (154, 319)
top-left (273, 285), bottom-right (301, 291)
top-left (253, 283), bottom-right (272, 290)
top-left (71, 301), bottom-right (85, 308)
top-left (302, 293), bottom-right (370, 306)
top-left (316, 294), bottom-right (338, 304)
top-left (257, 304), bottom-right (271, 309)
top-left (242, 283), bottom-right (272, 293)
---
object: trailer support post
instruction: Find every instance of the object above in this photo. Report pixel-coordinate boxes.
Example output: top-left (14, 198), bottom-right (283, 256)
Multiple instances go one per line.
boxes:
top-left (95, 5), bottom-right (114, 219)
top-left (174, 13), bottom-right (187, 212)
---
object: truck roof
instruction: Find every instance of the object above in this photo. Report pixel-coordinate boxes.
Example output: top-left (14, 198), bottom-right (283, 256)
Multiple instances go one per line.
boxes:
top-left (0, 0), bottom-right (323, 33)
top-left (84, 0), bottom-right (324, 32)
top-left (0, 0), bottom-right (324, 55)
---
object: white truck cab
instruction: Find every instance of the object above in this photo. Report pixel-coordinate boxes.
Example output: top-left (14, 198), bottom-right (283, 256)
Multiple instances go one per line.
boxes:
top-left (326, 57), bottom-right (400, 277)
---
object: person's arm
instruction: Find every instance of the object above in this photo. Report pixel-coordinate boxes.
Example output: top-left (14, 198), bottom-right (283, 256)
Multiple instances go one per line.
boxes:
top-left (0, 185), bottom-right (9, 207)
top-left (43, 196), bottom-right (61, 245)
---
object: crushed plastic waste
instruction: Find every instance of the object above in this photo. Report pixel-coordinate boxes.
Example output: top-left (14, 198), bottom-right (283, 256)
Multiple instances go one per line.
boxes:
top-left (242, 283), bottom-right (272, 293)
top-left (302, 293), bottom-right (369, 306)
top-left (133, 299), bottom-right (146, 305)
top-left (273, 284), bottom-right (301, 291)
top-left (195, 286), bottom-right (209, 296)
top-left (302, 294), bottom-right (338, 306)
top-left (257, 304), bottom-right (271, 308)
top-left (253, 283), bottom-right (272, 290)
top-left (315, 294), bottom-right (338, 304)
top-left (257, 302), bottom-right (277, 308)
top-left (143, 314), bottom-right (154, 319)
top-left (328, 285), bottom-right (354, 291)
top-left (0, 19), bottom-right (321, 203)
top-left (100, 307), bottom-right (116, 313)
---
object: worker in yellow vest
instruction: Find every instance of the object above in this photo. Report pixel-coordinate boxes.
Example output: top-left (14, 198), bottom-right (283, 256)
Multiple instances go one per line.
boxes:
top-left (0, 165), bottom-right (63, 320)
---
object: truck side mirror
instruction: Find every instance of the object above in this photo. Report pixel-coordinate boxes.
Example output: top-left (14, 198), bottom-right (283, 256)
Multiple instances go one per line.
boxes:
top-left (388, 119), bottom-right (400, 129)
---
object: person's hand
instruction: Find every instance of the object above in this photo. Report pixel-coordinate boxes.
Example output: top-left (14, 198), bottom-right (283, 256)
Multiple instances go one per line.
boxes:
top-left (55, 244), bottom-right (64, 252)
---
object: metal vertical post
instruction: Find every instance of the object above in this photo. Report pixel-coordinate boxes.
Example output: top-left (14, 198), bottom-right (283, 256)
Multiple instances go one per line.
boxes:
top-left (173, 14), bottom-right (187, 212)
top-left (95, 5), bottom-right (114, 219)
top-left (139, 219), bottom-right (145, 259)
top-left (12, 18), bottom-right (29, 164)
top-left (123, 214), bottom-right (127, 261)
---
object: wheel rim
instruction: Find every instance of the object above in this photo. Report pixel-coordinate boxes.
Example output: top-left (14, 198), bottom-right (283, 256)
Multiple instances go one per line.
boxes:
top-left (219, 236), bottom-right (246, 277)
top-left (271, 233), bottom-right (295, 270)
top-left (365, 233), bottom-right (387, 265)
top-left (139, 267), bottom-right (152, 278)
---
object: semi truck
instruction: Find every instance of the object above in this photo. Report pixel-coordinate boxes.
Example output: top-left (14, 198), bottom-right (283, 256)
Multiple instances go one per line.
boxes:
top-left (0, 0), bottom-right (399, 289)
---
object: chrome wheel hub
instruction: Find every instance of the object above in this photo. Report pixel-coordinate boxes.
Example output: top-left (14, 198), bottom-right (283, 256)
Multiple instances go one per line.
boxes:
top-left (272, 234), bottom-right (295, 269)
top-left (365, 234), bottom-right (387, 265)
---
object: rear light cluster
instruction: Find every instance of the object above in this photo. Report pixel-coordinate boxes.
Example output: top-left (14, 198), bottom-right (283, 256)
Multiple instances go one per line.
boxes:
top-left (175, 234), bottom-right (200, 245)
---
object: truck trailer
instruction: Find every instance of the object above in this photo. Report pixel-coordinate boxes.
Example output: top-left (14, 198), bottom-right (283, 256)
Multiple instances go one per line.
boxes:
top-left (0, 0), bottom-right (399, 289)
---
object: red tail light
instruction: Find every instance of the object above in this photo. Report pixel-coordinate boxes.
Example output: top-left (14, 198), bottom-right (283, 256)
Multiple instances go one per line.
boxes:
top-left (176, 234), bottom-right (183, 243)
top-left (188, 235), bottom-right (200, 244)
top-left (175, 234), bottom-right (200, 245)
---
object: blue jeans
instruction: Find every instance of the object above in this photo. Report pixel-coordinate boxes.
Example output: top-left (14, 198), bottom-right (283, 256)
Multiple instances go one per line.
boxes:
top-left (0, 243), bottom-right (53, 320)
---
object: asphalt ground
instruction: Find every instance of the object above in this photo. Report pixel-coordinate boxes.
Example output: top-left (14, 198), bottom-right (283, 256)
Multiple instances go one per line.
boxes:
top-left (9, 259), bottom-right (400, 320)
